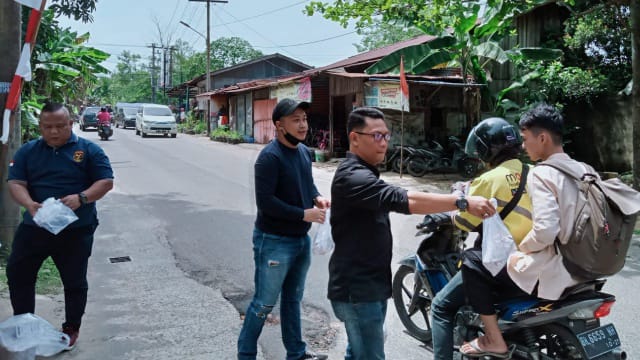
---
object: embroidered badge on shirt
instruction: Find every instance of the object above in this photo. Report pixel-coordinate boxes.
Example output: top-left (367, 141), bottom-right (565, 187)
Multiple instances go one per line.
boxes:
top-left (73, 150), bottom-right (85, 163)
top-left (9, 160), bottom-right (14, 167)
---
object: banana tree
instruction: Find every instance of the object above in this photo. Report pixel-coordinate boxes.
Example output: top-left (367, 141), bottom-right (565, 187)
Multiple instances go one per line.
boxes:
top-left (23, 10), bottom-right (110, 105)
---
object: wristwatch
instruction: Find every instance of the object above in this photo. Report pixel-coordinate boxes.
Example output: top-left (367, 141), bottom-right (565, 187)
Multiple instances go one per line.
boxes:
top-left (78, 192), bottom-right (88, 205)
top-left (455, 195), bottom-right (468, 212)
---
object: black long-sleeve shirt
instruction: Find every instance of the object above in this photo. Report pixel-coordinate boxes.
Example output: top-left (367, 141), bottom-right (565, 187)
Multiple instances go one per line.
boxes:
top-left (254, 140), bottom-right (320, 237)
top-left (328, 153), bottom-right (411, 302)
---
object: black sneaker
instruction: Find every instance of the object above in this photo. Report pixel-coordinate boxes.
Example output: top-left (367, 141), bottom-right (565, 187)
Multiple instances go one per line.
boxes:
top-left (299, 351), bottom-right (328, 360)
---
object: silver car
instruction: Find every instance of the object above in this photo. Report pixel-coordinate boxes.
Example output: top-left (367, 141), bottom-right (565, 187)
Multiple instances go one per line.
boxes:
top-left (135, 104), bottom-right (177, 138)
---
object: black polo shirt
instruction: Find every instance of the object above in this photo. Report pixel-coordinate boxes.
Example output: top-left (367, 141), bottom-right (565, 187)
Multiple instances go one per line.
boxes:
top-left (328, 153), bottom-right (410, 302)
top-left (8, 133), bottom-right (114, 228)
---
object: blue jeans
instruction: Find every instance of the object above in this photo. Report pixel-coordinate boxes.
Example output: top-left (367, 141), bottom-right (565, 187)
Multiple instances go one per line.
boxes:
top-left (431, 272), bottom-right (466, 360)
top-left (237, 228), bottom-right (311, 360)
top-left (331, 300), bottom-right (387, 360)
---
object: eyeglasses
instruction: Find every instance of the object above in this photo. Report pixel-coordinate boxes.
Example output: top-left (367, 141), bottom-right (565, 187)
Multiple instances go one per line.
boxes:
top-left (354, 131), bottom-right (391, 142)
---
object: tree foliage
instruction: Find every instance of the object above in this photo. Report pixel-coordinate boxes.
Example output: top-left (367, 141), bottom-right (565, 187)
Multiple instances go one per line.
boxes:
top-left (354, 19), bottom-right (424, 52)
top-left (48, 0), bottom-right (98, 23)
top-left (22, 10), bottom-right (109, 106)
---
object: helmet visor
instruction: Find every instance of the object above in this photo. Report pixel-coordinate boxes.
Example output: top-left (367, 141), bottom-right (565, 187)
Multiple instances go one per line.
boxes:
top-left (464, 127), bottom-right (487, 160)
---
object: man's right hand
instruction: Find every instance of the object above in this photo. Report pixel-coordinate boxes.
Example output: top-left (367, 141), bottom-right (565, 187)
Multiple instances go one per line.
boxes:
top-left (27, 201), bottom-right (42, 217)
top-left (465, 196), bottom-right (496, 219)
top-left (304, 207), bottom-right (326, 224)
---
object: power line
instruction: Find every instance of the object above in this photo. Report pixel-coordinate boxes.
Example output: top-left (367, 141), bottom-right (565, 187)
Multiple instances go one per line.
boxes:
top-left (212, 0), bottom-right (309, 27)
top-left (218, 7), bottom-right (296, 57)
top-left (253, 31), bottom-right (357, 48)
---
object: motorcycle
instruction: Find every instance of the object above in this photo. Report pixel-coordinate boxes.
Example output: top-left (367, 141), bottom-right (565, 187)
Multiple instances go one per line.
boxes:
top-left (393, 213), bottom-right (627, 359)
top-left (406, 136), bottom-right (481, 178)
top-left (98, 123), bottom-right (113, 141)
top-left (386, 144), bottom-right (417, 173)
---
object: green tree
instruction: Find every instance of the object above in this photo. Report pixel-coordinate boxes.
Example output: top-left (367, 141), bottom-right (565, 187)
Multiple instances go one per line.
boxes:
top-left (210, 37), bottom-right (263, 69)
top-left (106, 51), bottom-right (154, 103)
top-left (354, 19), bottom-right (424, 52)
top-left (23, 10), bottom-right (110, 105)
top-left (632, 0), bottom-right (640, 190)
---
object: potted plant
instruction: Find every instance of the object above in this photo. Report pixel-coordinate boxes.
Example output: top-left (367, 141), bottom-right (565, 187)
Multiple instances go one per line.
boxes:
top-left (315, 137), bottom-right (330, 162)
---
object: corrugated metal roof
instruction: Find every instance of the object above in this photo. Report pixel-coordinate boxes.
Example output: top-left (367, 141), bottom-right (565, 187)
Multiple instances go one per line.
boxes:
top-left (196, 35), bottom-right (472, 97)
top-left (311, 34), bottom-right (436, 73)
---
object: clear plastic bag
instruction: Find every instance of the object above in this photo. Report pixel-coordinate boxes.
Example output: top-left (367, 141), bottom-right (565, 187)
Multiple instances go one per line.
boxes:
top-left (32, 197), bottom-right (78, 235)
top-left (482, 198), bottom-right (516, 276)
top-left (312, 209), bottom-right (334, 255)
top-left (0, 313), bottom-right (70, 358)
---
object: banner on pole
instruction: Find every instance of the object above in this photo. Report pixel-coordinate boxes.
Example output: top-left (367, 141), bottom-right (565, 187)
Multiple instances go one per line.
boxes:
top-left (400, 57), bottom-right (410, 112)
top-left (14, 0), bottom-right (43, 9)
top-left (16, 44), bottom-right (32, 81)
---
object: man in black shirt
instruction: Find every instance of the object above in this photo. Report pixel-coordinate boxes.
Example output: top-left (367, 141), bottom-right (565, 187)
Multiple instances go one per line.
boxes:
top-left (238, 98), bottom-right (330, 360)
top-left (329, 107), bottom-right (494, 360)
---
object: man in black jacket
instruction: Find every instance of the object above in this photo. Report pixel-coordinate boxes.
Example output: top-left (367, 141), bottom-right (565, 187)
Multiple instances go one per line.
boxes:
top-left (329, 107), bottom-right (494, 360)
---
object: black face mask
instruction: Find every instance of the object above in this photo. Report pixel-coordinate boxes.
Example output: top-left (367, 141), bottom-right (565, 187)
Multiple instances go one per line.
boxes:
top-left (283, 130), bottom-right (302, 146)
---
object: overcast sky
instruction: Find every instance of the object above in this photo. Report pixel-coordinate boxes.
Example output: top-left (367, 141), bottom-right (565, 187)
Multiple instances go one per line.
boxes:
top-left (55, 0), bottom-right (364, 71)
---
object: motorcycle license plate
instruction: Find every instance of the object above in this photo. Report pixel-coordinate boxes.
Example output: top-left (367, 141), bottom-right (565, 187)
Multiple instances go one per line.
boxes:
top-left (576, 323), bottom-right (621, 359)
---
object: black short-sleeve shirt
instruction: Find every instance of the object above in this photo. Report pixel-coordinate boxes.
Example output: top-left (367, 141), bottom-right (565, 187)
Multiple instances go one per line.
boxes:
top-left (8, 133), bottom-right (114, 228)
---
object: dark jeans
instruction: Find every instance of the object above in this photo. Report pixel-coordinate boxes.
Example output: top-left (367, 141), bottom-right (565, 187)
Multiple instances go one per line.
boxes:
top-left (431, 272), bottom-right (466, 360)
top-left (461, 249), bottom-right (529, 315)
top-left (6, 223), bottom-right (96, 328)
top-left (237, 228), bottom-right (311, 360)
top-left (331, 300), bottom-right (387, 360)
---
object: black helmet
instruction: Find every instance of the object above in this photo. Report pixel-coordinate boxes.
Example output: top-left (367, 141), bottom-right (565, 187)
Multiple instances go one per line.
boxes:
top-left (465, 117), bottom-right (522, 163)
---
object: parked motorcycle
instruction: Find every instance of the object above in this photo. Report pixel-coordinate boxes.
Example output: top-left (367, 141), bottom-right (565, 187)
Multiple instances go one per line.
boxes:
top-left (406, 136), bottom-right (481, 178)
top-left (386, 144), bottom-right (417, 173)
top-left (393, 213), bottom-right (626, 359)
top-left (98, 123), bottom-right (113, 141)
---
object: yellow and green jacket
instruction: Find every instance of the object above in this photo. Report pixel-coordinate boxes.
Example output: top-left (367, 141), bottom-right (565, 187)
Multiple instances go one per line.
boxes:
top-left (454, 159), bottom-right (533, 246)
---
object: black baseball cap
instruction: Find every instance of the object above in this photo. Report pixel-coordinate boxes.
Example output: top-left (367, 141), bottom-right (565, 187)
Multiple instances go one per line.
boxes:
top-left (272, 98), bottom-right (310, 124)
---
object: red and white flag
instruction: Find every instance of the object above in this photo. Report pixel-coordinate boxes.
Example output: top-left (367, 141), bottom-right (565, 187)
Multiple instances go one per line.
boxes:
top-left (399, 56), bottom-right (410, 112)
top-left (14, 0), bottom-right (43, 9)
top-left (16, 44), bottom-right (32, 81)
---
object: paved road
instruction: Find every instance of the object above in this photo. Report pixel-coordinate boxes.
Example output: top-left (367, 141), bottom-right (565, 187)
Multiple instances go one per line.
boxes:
top-left (1, 126), bottom-right (638, 359)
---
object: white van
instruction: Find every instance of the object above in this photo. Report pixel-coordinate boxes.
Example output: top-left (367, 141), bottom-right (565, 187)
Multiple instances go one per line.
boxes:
top-left (135, 104), bottom-right (177, 138)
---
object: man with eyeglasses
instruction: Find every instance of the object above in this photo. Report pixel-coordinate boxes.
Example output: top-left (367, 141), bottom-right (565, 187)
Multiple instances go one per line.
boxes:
top-left (328, 107), bottom-right (495, 360)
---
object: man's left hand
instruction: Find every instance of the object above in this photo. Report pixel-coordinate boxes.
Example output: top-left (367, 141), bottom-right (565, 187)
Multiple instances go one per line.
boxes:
top-left (60, 194), bottom-right (82, 211)
top-left (314, 196), bottom-right (331, 209)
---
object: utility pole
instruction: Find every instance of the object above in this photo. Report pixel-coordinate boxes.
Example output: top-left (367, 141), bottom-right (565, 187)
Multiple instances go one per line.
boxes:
top-left (188, 0), bottom-right (228, 133)
top-left (0, 0), bottom-right (22, 256)
top-left (149, 43), bottom-right (157, 103)
top-left (162, 47), bottom-right (168, 97)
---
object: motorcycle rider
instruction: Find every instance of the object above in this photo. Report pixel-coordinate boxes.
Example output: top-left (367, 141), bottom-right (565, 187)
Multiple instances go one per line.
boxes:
top-left (96, 107), bottom-right (111, 138)
top-left (459, 104), bottom-right (591, 357)
top-left (431, 117), bottom-right (533, 359)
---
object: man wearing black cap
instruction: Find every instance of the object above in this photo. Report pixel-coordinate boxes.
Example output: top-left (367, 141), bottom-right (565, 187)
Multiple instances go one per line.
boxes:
top-left (237, 98), bottom-right (330, 360)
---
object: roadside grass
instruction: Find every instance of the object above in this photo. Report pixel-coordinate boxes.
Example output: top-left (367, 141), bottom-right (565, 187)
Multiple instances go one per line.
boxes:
top-left (635, 229), bottom-right (640, 235)
top-left (0, 257), bottom-right (62, 295)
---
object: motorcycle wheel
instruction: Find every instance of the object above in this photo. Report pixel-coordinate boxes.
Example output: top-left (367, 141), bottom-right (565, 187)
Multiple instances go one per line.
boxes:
top-left (459, 159), bottom-right (478, 179)
top-left (535, 324), bottom-right (588, 359)
top-left (407, 158), bottom-right (428, 177)
top-left (392, 157), bottom-right (406, 173)
top-left (392, 265), bottom-right (432, 342)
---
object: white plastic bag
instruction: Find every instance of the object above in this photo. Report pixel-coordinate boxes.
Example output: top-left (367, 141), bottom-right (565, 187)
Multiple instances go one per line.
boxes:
top-left (312, 209), bottom-right (334, 255)
top-left (0, 313), bottom-right (69, 358)
top-left (32, 197), bottom-right (78, 235)
top-left (482, 198), bottom-right (516, 276)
